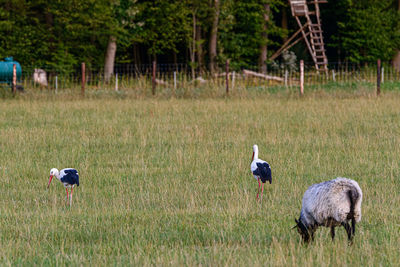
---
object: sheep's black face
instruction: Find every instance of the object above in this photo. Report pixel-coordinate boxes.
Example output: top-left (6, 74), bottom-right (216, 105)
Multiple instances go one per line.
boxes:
top-left (295, 218), bottom-right (310, 243)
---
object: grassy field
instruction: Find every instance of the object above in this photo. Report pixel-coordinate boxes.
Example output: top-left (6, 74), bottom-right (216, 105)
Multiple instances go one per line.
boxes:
top-left (0, 93), bottom-right (399, 266)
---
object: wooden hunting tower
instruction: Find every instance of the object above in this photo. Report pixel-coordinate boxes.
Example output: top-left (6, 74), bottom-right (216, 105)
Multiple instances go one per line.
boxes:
top-left (271, 0), bottom-right (328, 72)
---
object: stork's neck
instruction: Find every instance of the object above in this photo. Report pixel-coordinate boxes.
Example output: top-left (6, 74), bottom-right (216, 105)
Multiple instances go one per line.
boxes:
top-left (54, 172), bottom-right (61, 180)
top-left (253, 146), bottom-right (259, 160)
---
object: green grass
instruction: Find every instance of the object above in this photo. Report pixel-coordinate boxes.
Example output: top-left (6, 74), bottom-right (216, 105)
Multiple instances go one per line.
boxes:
top-left (16, 67), bottom-right (400, 99)
top-left (0, 93), bottom-right (399, 266)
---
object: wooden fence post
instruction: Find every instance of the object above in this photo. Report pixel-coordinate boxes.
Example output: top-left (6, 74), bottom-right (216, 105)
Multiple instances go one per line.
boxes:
top-left (81, 62), bottom-right (85, 96)
top-left (152, 61), bottom-right (156, 95)
top-left (300, 60), bottom-right (304, 95)
top-left (225, 60), bottom-right (229, 95)
top-left (12, 64), bottom-right (16, 94)
top-left (377, 59), bottom-right (381, 96)
top-left (232, 71), bottom-right (236, 91)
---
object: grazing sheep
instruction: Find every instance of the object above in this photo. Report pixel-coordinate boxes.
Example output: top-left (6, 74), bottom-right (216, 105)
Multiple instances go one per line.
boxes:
top-left (33, 68), bottom-right (48, 87)
top-left (294, 177), bottom-right (362, 243)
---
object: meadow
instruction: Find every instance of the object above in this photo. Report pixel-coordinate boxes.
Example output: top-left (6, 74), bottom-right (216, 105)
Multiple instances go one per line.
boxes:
top-left (0, 91), bottom-right (399, 266)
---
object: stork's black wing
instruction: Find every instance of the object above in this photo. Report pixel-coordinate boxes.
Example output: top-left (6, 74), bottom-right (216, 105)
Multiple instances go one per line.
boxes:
top-left (60, 169), bottom-right (80, 186)
top-left (256, 162), bottom-right (272, 184)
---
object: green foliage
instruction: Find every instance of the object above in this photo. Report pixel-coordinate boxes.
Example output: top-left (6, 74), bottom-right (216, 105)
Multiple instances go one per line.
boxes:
top-left (218, 0), bottom-right (285, 69)
top-left (135, 0), bottom-right (191, 57)
top-left (0, 0), bottom-right (128, 70)
top-left (335, 0), bottom-right (400, 62)
top-left (1, 0), bottom-right (400, 69)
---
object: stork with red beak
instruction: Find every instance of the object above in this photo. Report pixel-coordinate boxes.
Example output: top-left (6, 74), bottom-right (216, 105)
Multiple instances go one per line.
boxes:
top-left (251, 145), bottom-right (272, 201)
top-left (47, 168), bottom-right (79, 206)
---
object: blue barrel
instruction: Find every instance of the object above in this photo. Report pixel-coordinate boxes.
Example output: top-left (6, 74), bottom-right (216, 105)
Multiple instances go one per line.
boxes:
top-left (0, 57), bottom-right (22, 84)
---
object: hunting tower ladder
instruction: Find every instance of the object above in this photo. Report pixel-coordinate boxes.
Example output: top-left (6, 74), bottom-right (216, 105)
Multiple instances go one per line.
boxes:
top-left (271, 0), bottom-right (328, 72)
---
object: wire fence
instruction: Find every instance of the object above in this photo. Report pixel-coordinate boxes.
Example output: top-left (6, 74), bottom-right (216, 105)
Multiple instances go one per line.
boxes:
top-left (3, 61), bottom-right (400, 96)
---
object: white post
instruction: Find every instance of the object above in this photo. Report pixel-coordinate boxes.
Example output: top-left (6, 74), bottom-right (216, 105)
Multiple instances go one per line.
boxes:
top-left (381, 67), bottom-right (384, 83)
top-left (55, 76), bottom-right (58, 92)
top-left (332, 70), bottom-right (336, 82)
top-left (300, 60), bottom-right (304, 95)
top-left (284, 70), bottom-right (288, 87)
top-left (174, 71), bottom-right (177, 89)
top-left (115, 73), bottom-right (118, 91)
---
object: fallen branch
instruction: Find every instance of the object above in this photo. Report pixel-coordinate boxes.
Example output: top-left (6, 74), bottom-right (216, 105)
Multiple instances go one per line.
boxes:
top-left (214, 72), bottom-right (233, 77)
top-left (194, 77), bottom-right (207, 83)
top-left (243, 69), bottom-right (284, 82)
top-left (155, 78), bottom-right (169, 86)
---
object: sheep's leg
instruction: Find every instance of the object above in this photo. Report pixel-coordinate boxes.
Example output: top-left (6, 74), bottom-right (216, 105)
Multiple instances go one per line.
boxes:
top-left (330, 227), bottom-right (335, 241)
top-left (351, 218), bottom-right (356, 235)
top-left (342, 222), bottom-right (352, 241)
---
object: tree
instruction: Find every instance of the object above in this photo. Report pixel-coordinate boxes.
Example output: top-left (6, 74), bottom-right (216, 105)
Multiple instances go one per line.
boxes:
top-left (0, 0), bottom-right (123, 72)
top-left (0, 0), bottom-right (50, 66)
top-left (392, 0), bottom-right (400, 70)
top-left (135, 0), bottom-right (191, 63)
top-left (209, 0), bottom-right (220, 74)
top-left (104, 0), bottom-right (139, 83)
top-left (104, 36), bottom-right (117, 82)
top-left (259, 3), bottom-right (270, 73)
top-left (217, 0), bottom-right (284, 70)
top-left (184, 0), bottom-right (210, 75)
top-left (6, 0), bottom-right (400, 73)
top-left (335, 0), bottom-right (400, 62)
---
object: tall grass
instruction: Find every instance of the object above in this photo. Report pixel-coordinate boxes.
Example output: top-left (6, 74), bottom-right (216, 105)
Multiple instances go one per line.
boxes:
top-left (0, 94), bottom-right (399, 265)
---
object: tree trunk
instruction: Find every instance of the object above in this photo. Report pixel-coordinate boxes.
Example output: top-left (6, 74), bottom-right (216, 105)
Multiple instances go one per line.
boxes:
top-left (133, 44), bottom-right (141, 65)
top-left (45, 11), bottom-right (53, 28)
top-left (393, 52), bottom-right (400, 71)
top-left (393, 0), bottom-right (400, 71)
top-left (209, 0), bottom-right (220, 75)
top-left (196, 25), bottom-right (203, 75)
top-left (281, 6), bottom-right (288, 41)
top-left (190, 13), bottom-right (196, 79)
top-left (104, 36), bottom-right (117, 83)
top-left (173, 50), bottom-right (178, 70)
top-left (259, 4), bottom-right (270, 73)
top-left (45, 10), bottom-right (55, 55)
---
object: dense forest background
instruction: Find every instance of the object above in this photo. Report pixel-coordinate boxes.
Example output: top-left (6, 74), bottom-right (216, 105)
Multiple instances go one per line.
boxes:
top-left (1, 0), bottom-right (400, 74)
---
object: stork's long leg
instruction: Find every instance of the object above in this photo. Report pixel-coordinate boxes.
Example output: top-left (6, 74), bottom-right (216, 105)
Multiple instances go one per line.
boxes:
top-left (70, 187), bottom-right (73, 206)
top-left (261, 183), bottom-right (264, 202)
top-left (256, 178), bottom-right (261, 201)
top-left (65, 188), bottom-right (69, 202)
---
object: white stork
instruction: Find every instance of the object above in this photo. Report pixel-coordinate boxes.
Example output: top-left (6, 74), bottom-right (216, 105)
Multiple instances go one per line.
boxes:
top-left (47, 168), bottom-right (79, 206)
top-left (251, 144), bottom-right (272, 201)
